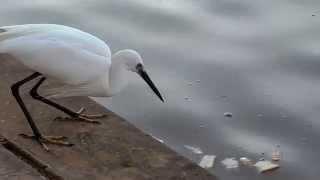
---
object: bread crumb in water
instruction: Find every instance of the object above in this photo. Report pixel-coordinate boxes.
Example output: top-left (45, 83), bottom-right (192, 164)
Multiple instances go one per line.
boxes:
top-left (221, 158), bottom-right (239, 169)
top-left (184, 145), bottom-right (203, 154)
top-left (239, 157), bottom-right (253, 165)
top-left (199, 155), bottom-right (216, 169)
top-left (272, 145), bottom-right (281, 161)
top-left (254, 160), bottom-right (279, 173)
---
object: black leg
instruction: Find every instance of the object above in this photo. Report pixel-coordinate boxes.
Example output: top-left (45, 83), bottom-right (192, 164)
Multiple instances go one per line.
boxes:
top-left (29, 77), bottom-right (78, 117)
top-left (11, 73), bottom-right (73, 151)
top-left (11, 72), bottom-right (42, 138)
top-left (29, 77), bottom-right (103, 124)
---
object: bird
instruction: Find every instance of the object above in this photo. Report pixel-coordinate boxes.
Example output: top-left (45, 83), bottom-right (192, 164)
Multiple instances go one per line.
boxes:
top-left (0, 24), bottom-right (164, 151)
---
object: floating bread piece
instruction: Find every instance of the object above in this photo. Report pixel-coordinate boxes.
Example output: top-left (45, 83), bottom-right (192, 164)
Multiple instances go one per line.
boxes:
top-left (184, 145), bottom-right (203, 154)
top-left (199, 155), bottom-right (216, 169)
top-left (272, 150), bottom-right (281, 161)
top-left (239, 157), bottom-right (253, 165)
top-left (254, 160), bottom-right (279, 173)
top-left (221, 158), bottom-right (239, 169)
top-left (272, 145), bottom-right (281, 161)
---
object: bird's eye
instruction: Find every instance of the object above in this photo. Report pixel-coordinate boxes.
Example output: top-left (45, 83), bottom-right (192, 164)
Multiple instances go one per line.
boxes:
top-left (136, 63), bottom-right (143, 71)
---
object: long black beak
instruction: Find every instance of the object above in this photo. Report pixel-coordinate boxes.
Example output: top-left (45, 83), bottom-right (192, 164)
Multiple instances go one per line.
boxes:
top-left (137, 64), bottom-right (164, 102)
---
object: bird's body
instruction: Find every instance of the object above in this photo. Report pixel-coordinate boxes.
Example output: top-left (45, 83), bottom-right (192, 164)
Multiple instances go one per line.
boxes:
top-left (0, 24), bottom-right (163, 151)
top-left (0, 24), bottom-right (112, 98)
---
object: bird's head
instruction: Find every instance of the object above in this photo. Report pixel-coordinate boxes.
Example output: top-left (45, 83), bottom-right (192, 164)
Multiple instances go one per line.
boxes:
top-left (112, 49), bottom-right (164, 102)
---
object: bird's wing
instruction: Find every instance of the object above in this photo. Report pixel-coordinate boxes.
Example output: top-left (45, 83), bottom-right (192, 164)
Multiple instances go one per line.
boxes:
top-left (0, 24), bottom-right (111, 85)
top-left (2, 35), bottom-right (110, 85)
top-left (0, 24), bottom-right (111, 57)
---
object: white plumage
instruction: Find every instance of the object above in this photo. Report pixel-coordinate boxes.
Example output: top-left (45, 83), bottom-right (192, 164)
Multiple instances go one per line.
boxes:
top-left (0, 24), bottom-right (111, 98)
top-left (0, 24), bottom-right (163, 100)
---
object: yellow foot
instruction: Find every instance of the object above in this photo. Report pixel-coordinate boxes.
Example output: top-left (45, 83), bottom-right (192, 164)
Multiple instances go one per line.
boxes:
top-left (76, 107), bottom-right (107, 119)
top-left (19, 134), bottom-right (73, 151)
top-left (54, 108), bottom-right (107, 124)
top-left (54, 116), bottom-right (101, 124)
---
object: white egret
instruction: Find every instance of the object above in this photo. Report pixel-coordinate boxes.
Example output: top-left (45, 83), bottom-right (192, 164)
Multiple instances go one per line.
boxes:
top-left (0, 24), bottom-right (164, 151)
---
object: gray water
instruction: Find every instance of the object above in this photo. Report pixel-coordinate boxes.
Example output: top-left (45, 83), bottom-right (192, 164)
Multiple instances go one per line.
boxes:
top-left (1, 0), bottom-right (320, 179)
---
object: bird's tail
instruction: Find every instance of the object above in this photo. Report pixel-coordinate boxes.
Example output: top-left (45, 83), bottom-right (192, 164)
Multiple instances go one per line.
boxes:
top-left (0, 26), bottom-right (18, 53)
top-left (0, 24), bottom-right (54, 42)
top-left (0, 24), bottom-right (52, 53)
top-left (0, 27), bottom-right (9, 52)
top-left (0, 25), bottom-right (30, 42)
top-left (0, 25), bottom-right (32, 53)
top-left (0, 26), bottom-right (17, 42)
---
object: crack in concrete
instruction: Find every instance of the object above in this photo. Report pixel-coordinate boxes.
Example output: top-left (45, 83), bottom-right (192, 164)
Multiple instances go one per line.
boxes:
top-left (0, 134), bottom-right (64, 180)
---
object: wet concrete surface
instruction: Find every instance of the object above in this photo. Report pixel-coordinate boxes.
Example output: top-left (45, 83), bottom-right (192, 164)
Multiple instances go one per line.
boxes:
top-left (0, 55), bottom-right (215, 179)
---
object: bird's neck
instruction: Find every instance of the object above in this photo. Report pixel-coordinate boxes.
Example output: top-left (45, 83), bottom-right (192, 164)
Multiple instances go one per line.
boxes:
top-left (109, 55), bottom-right (129, 95)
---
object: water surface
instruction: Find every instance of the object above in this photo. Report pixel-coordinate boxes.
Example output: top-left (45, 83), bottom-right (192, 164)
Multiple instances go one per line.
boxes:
top-left (1, 0), bottom-right (320, 179)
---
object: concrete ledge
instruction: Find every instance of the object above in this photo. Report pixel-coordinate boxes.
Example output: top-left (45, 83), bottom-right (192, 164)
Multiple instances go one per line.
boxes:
top-left (0, 145), bottom-right (44, 180)
top-left (0, 55), bottom-right (216, 180)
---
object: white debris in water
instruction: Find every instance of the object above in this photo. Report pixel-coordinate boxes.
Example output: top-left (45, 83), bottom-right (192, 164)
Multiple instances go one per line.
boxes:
top-left (272, 151), bottom-right (281, 161)
top-left (151, 135), bottom-right (164, 143)
top-left (196, 80), bottom-right (201, 83)
top-left (221, 158), bottom-right (239, 169)
top-left (254, 160), bottom-right (279, 173)
top-left (199, 155), bottom-right (216, 169)
top-left (272, 145), bottom-right (281, 161)
top-left (184, 145), bottom-right (203, 154)
top-left (239, 157), bottom-right (253, 165)
top-left (224, 112), bottom-right (233, 118)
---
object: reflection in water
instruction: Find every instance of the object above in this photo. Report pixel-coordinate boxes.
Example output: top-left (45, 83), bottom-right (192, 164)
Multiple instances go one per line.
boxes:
top-left (1, 0), bottom-right (320, 179)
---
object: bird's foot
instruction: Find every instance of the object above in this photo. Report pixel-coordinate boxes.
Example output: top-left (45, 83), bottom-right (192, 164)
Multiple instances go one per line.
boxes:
top-left (54, 108), bottom-right (107, 124)
top-left (76, 107), bottom-right (107, 119)
top-left (19, 134), bottom-right (73, 151)
top-left (54, 116), bottom-right (101, 124)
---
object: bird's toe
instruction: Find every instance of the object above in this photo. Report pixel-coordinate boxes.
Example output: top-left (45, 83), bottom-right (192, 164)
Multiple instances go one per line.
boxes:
top-left (19, 133), bottom-right (73, 151)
